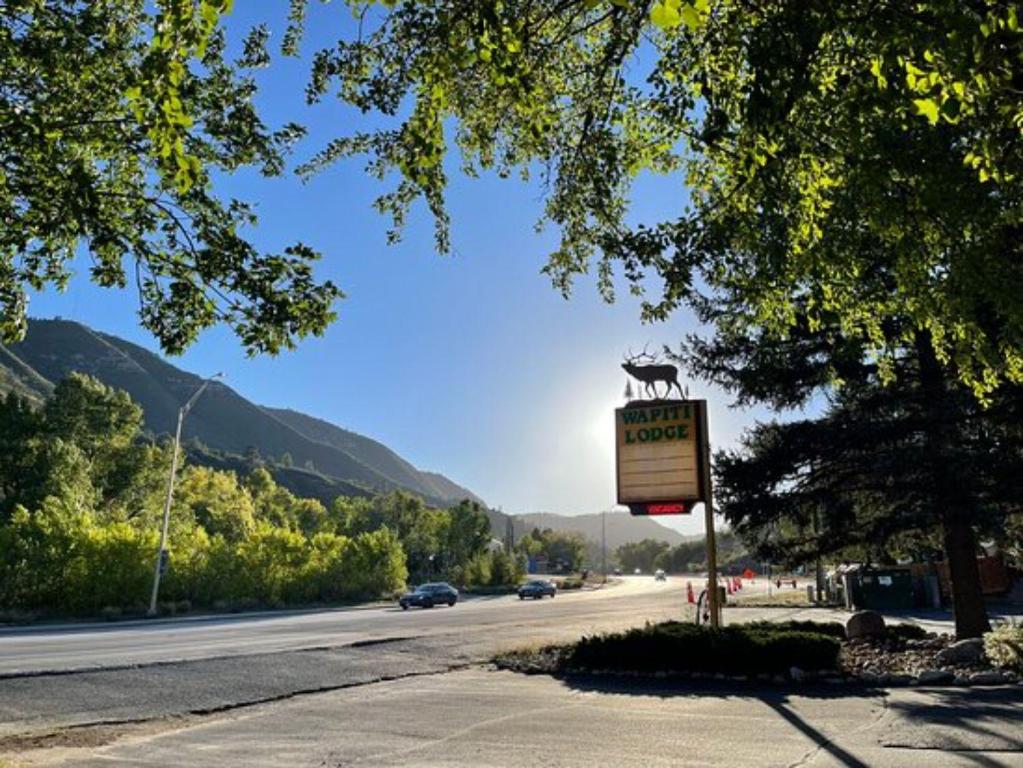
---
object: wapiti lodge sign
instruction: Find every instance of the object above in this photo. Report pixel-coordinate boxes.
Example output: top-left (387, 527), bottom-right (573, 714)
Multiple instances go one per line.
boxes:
top-left (615, 400), bottom-right (711, 516)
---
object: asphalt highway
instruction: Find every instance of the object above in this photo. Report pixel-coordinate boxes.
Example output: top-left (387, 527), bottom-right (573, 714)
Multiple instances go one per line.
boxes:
top-left (0, 576), bottom-right (686, 676)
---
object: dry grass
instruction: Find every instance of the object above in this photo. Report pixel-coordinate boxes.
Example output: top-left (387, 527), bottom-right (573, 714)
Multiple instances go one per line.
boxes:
top-left (731, 590), bottom-right (812, 608)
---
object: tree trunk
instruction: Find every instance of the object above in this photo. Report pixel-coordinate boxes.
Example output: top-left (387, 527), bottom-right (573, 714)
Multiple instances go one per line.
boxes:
top-left (942, 508), bottom-right (991, 638)
top-left (915, 330), bottom-right (991, 638)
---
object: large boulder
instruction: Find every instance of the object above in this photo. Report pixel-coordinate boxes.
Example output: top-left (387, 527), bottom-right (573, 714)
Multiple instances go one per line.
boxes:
top-left (846, 611), bottom-right (886, 640)
top-left (936, 638), bottom-right (985, 666)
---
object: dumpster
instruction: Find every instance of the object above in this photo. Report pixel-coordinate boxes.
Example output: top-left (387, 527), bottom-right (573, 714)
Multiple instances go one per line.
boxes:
top-left (843, 565), bottom-right (914, 610)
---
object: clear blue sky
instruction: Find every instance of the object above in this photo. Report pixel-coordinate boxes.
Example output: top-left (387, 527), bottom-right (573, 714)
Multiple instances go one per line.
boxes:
top-left (30, 4), bottom-right (770, 535)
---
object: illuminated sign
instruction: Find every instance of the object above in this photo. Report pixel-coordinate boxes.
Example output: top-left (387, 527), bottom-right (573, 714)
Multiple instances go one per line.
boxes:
top-left (615, 400), bottom-right (710, 515)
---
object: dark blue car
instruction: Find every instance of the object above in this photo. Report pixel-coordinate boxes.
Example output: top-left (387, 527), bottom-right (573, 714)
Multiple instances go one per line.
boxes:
top-left (399, 582), bottom-right (458, 609)
top-left (518, 579), bottom-right (557, 600)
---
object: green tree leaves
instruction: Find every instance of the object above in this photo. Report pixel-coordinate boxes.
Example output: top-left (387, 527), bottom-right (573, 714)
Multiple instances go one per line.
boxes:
top-left (290, 0), bottom-right (1022, 398)
top-left (0, 1), bottom-right (340, 354)
top-left (650, 0), bottom-right (707, 32)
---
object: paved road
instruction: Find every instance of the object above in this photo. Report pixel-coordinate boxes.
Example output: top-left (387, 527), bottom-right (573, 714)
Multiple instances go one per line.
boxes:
top-left (0, 577), bottom-right (685, 676)
top-left (2, 574), bottom-right (984, 678)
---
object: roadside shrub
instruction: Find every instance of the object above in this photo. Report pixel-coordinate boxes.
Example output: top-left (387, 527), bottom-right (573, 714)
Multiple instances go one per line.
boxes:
top-left (463, 553), bottom-right (492, 587)
top-left (742, 620), bottom-right (846, 639)
top-left (567, 621), bottom-right (841, 675)
top-left (334, 527), bottom-right (408, 599)
top-left (450, 550), bottom-right (526, 589)
top-left (0, 501), bottom-right (155, 615)
top-left (0, 609), bottom-right (38, 625)
top-left (984, 624), bottom-right (1023, 672)
top-left (556, 577), bottom-right (584, 590)
top-left (488, 550), bottom-right (524, 587)
top-left (886, 623), bottom-right (928, 642)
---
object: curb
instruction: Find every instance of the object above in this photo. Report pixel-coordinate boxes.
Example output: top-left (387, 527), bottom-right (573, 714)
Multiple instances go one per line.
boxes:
top-left (495, 663), bottom-right (1022, 688)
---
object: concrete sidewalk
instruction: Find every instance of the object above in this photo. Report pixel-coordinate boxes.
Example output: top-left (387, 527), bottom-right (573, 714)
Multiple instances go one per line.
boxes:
top-left (14, 668), bottom-right (1021, 767)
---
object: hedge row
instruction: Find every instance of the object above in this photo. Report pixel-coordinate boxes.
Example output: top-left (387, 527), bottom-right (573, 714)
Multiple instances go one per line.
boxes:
top-left (566, 621), bottom-right (842, 675)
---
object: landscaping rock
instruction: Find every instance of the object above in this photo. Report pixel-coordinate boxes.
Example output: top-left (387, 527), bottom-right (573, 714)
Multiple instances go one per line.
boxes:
top-left (968, 670), bottom-right (1013, 685)
top-left (936, 638), bottom-right (985, 665)
top-left (846, 611), bottom-right (886, 640)
top-left (886, 673), bottom-right (915, 686)
top-left (917, 669), bottom-right (955, 685)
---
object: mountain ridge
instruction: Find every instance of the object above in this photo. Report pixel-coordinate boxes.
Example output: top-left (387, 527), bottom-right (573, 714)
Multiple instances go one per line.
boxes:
top-left (511, 510), bottom-right (691, 550)
top-left (0, 318), bottom-right (483, 509)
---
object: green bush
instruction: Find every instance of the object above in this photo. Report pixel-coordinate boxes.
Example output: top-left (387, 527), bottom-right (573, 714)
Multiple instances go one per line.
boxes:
top-left (567, 621), bottom-right (841, 675)
top-left (463, 553), bottom-right (492, 587)
top-left (887, 623), bottom-right (928, 641)
top-left (556, 577), bottom-right (584, 590)
top-left (984, 624), bottom-right (1023, 672)
top-left (741, 620), bottom-right (847, 639)
top-left (0, 500), bottom-right (155, 615)
top-left (488, 550), bottom-right (524, 586)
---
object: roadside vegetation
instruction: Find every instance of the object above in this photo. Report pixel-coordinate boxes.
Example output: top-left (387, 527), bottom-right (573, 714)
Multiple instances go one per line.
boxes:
top-left (495, 618), bottom-right (1022, 685)
top-left (984, 624), bottom-right (1023, 673)
top-left (617, 531), bottom-right (754, 575)
top-left (496, 621), bottom-right (844, 677)
top-left (0, 376), bottom-right (521, 621)
top-left (515, 527), bottom-right (588, 573)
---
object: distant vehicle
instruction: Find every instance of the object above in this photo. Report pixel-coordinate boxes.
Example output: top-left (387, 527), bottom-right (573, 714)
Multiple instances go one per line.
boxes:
top-left (613, 568), bottom-right (622, 576)
top-left (654, 569), bottom-right (667, 582)
top-left (634, 568), bottom-right (642, 575)
top-left (399, 582), bottom-right (458, 609)
top-left (518, 579), bottom-right (557, 600)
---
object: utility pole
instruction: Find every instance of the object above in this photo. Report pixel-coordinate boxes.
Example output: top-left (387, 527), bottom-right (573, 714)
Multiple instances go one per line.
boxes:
top-left (813, 508), bottom-right (825, 603)
top-left (601, 510), bottom-right (607, 583)
top-left (148, 373), bottom-right (223, 617)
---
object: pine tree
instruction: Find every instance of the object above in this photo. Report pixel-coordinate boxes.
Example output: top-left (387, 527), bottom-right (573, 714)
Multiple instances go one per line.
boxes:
top-left (687, 312), bottom-right (1023, 637)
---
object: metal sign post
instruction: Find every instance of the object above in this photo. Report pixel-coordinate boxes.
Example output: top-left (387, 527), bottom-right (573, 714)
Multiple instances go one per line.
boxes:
top-left (614, 397), bottom-right (719, 627)
top-left (697, 400), bottom-right (720, 628)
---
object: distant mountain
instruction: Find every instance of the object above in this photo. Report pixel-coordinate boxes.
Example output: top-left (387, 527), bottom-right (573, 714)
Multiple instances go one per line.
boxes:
top-left (511, 511), bottom-right (691, 550)
top-left (0, 318), bottom-right (484, 510)
top-left (265, 408), bottom-right (485, 506)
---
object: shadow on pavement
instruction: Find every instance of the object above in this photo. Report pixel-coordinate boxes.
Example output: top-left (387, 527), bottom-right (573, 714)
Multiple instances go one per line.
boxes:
top-left (556, 674), bottom-right (881, 768)
top-left (555, 672), bottom-right (884, 701)
top-left (882, 686), bottom-right (1023, 754)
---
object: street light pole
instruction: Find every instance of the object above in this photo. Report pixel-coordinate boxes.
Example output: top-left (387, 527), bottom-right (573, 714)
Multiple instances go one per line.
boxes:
top-left (148, 373), bottom-right (223, 617)
top-left (601, 510), bottom-right (607, 583)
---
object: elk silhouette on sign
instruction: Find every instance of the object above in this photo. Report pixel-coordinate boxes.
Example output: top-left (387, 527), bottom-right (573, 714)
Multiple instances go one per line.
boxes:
top-left (622, 346), bottom-right (685, 400)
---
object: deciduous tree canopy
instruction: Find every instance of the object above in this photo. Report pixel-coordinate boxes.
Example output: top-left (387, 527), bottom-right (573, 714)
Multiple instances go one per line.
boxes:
top-left (0, 0), bottom-right (340, 354)
top-left (293, 0), bottom-right (1022, 396)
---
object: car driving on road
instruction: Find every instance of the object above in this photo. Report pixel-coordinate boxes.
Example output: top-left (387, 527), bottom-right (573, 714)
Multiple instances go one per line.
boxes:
top-left (654, 569), bottom-right (667, 582)
top-left (399, 582), bottom-right (458, 609)
top-left (517, 579), bottom-right (557, 600)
